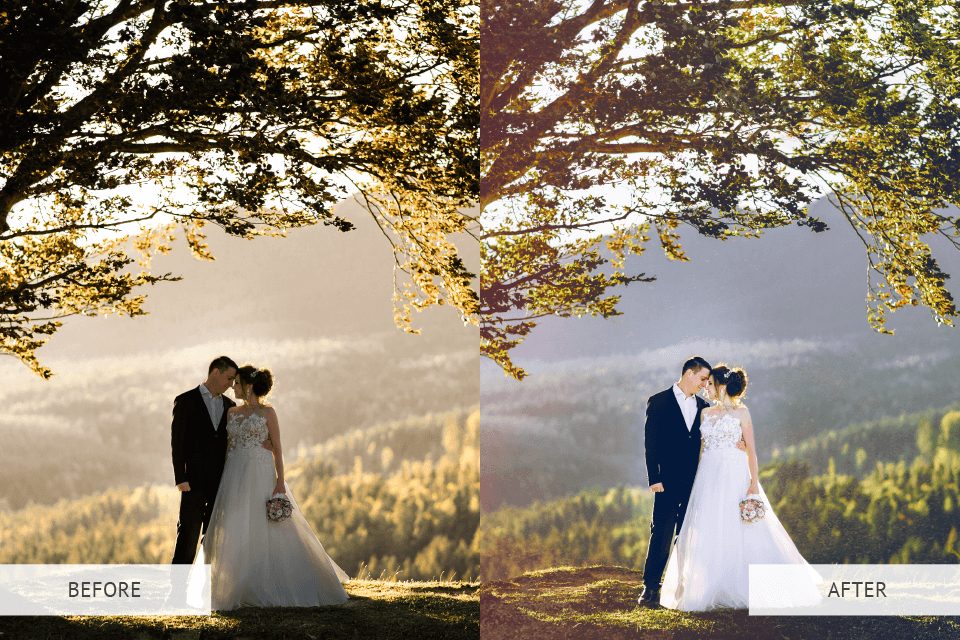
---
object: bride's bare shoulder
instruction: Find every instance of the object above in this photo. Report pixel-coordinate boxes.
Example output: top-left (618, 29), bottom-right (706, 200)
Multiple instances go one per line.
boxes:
top-left (261, 405), bottom-right (278, 419)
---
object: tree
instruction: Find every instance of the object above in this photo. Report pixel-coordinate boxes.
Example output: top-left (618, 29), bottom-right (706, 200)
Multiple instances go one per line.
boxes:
top-left (0, 0), bottom-right (478, 378)
top-left (481, 0), bottom-right (960, 379)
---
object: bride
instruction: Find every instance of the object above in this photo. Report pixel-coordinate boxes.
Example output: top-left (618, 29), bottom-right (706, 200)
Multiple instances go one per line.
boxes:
top-left (191, 365), bottom-right (349, 610)
top-left (659, 364), bottom-right (821, 611)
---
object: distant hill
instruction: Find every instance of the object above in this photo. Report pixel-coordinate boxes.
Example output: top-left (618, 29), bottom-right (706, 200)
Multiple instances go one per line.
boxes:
top-left (770, 404), bottom-right (960, 478)
top-left (1, 355), bottom-right (477, 509)
top-left (287, 406), bottom-right (479, 481)
top-left (481, 342), bottom-right (960, 510)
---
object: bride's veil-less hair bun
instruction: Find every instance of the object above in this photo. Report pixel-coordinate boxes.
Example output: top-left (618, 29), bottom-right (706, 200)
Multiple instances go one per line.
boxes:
top-left (711, 364), bottom-right (748, 400)
top-left (726, 369), bottom-right (747, 399)
top-left (238, 365), bottom-right (274, 398)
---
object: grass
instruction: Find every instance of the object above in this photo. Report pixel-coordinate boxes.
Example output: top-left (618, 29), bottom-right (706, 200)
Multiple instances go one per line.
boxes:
top-left (0, 579), bottom-right (478, 640)
top-left (481, 565), bottom-right (960, 640)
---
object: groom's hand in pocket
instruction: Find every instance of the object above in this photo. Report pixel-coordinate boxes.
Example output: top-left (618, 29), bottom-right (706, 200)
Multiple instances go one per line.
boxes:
top-left (650, 483), bottom-right (664, 494)
top-left (176, 482), bottom-right (191, 492)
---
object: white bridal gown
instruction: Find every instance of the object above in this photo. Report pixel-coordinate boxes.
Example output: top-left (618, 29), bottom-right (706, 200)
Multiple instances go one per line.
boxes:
top-left (190, 411), bottom-right (349, 610)
top-left (660, 412), bottom-right (822, 611)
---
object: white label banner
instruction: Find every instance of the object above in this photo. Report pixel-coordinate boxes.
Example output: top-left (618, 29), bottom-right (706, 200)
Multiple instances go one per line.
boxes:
top-left (749, 564), bottom-right (960, 616)
top-left (0, 565), bottom-right (211, 616)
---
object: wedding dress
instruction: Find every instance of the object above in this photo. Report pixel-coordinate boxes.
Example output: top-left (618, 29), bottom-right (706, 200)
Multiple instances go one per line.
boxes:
top-left (190, 411), bottom-right (349, 610)
top-left (659, 412), bottom-right (821, 611)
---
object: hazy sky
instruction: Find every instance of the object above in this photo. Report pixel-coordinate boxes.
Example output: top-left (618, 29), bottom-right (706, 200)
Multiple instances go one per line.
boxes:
top-left (4, 197), bottom-right (479, 391)
top-left (483, 196), bottom-right (960, 379)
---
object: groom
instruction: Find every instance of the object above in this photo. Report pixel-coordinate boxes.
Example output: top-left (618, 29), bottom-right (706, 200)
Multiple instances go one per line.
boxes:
top-left (170, 356), bottom-right (239, 564)
top-left (638, 356), bottom-right (713, 606)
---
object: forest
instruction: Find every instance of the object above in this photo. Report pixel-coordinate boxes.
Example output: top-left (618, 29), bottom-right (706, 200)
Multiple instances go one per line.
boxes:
top-left (480, 407), bottom-right (960, 582)
top-left (481, 341), bottom-right (960, 510)
top-left (0, 409), bottom-right (479, 582)
top-left (0, 338), bottom-right (477, 510)
top-left (771, 405), bottom-right (960, 478)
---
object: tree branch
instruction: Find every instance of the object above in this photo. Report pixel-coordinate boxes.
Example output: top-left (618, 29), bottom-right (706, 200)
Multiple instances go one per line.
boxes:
top-left (482, 210), bottom-right (633, 239)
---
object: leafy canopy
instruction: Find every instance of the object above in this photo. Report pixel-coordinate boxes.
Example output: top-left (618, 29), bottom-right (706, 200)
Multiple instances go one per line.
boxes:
top-left (0, 0), bottom-right (479, 377)
top-left (481, 0), bottom-right (960, 379)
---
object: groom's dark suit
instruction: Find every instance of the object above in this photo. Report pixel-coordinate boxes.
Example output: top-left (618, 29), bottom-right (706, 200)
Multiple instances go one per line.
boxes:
top-left (170, 386), bottom-right (235, 564)
top-left (641, 387), bottom-right (709, 590)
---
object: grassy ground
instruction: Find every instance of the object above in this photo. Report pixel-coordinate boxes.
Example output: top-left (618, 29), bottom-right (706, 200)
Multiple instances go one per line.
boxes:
top-left (0, 579), bottom-right (478, 640)
top-left (481, 565), bottom-right (960, 640)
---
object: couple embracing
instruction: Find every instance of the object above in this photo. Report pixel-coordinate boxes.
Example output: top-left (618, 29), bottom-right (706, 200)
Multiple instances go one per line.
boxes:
top-left (169, 356), bottom-right (349, 610)
top-left (638, 356), bottom-right (821, 611)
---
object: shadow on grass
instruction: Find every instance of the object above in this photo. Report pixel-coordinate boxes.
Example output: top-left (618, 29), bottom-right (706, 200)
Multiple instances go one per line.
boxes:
top-left (0, 580), bottom-right (479, 640)
top-left (481, 565), bottom-right (960, 640)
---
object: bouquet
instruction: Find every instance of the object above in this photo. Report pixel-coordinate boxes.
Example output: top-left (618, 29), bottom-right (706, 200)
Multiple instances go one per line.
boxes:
top-left (266, 493), bottom-right (293, 523)
top-left (739, 493), bottom-right (766, 524)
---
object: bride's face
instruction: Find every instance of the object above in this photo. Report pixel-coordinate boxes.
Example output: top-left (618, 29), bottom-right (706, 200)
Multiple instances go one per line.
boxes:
top-left (231, 378), bottom-right (244, 400)
top-left (704, 376), bottom-right (716, 400)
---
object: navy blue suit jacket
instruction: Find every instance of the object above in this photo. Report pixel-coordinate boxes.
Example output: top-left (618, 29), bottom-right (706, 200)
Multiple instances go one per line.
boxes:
top-left (643, 387), bottom-right (709, 493)
top-left (170, 387), bottom-right (234, 499)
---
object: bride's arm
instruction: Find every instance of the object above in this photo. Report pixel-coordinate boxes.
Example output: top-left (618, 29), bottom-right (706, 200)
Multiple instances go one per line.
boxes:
top-left (265, 408), bottom-right (285, 495)
top-left (739, 407), bottom-right (760, 494)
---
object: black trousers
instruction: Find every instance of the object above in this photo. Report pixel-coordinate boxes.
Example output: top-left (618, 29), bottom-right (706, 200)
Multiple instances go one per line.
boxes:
top-left (170, 487), bottom-right (214, 565)
top-left (642, 484), bottom-right (693, 589)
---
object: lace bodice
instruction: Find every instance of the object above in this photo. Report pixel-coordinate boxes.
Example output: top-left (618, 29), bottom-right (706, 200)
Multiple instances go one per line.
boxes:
top-left (226, 411), bottom-right (270, 453)
top-left (700, 413), bottom-right (743, 451)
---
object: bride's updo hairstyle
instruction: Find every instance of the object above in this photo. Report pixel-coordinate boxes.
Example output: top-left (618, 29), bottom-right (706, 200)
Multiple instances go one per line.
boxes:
top-left (237, 365), bottom-right (274, 398)
top-left (711, 364), bottom-right (748, 404)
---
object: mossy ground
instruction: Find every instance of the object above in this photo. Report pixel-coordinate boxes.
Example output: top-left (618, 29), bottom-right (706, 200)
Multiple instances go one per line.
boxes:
top-left (481, 565), bottom-right (960, 640)
top-left (0, 579), bottom-right (478, 640)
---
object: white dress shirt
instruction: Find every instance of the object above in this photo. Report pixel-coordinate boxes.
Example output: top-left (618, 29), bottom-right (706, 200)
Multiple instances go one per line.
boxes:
top-left (199, 383), bottom-right (223, 430)
top-left (672, 384), bottom-right (698, 431)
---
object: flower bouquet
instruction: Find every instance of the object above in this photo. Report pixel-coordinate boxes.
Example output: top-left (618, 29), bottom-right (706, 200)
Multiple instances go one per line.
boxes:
top-left (266, 493), bottom-right (293, 523)
top-left (739, 493), bottom-right (766, 524)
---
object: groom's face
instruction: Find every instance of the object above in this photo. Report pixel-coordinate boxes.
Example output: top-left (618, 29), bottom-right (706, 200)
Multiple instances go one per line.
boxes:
top-left (209, 366), bottom-right (238, 395)
top-left (680, 367), bottom-right (710, 395)
top-left (693, 368), bottom-right (709, 391)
